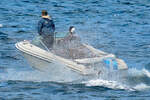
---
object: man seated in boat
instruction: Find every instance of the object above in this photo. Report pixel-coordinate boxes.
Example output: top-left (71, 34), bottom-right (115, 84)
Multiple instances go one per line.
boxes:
top-left (38, 10), bottom-right (55, 49)
top-left (53, 26), bottom-right (90, 59)
top-left (56, 26), bottom-right (81, 45)
top-left (64, 26), bottom-right (80, 42)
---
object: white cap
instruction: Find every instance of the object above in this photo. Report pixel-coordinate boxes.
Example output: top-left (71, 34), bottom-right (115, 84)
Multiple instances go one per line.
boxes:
top-left (71, 27), bottom-right (75, 33)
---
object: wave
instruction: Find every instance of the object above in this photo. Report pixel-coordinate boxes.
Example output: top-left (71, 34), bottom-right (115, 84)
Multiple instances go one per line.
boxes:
top-left (0, 68), bottom-right (53, 82)
top-left (83, 68), bottom-right (150, 91)
top-left (1, 68), bottom-right (150, 91)
top-left (143, 68), bottom-right (150, 78)
top-left (83, 79), bottom-right (134, 91)
top-left (83, 79), bottom-right (150, 91)
top-left (134, 83), bottom-right (150, 91)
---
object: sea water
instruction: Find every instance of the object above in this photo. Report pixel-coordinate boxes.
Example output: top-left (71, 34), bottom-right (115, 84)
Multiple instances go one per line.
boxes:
top-left (0, 0), bottom-right (150, 99)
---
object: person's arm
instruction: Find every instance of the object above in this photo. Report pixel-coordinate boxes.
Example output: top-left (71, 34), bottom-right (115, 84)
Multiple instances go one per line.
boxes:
top-left (38, 20), bottom-right (43, 35)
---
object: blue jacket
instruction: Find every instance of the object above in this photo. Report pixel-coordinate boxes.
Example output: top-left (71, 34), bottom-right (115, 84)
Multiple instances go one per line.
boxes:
top-left (38, 18), bottom-right (55, 36)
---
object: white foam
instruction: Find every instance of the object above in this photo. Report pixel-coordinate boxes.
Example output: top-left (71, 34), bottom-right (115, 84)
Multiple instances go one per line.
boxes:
top-left (134, 83), bottom-right (150, 91)
top-left (83, 79), bottom-right (133, 91)
top-left (0, 69), bottom-right (53, 82)
top-left (0, 24), bottom-right (3, 28)
top-left (2, 67), bottom-right (150, 91)
top-left (128, 68), bottom-right (150, 78)
top-left (83, 68), bottom-right (150, 91)
top-left (128, 68), bottom-right (143, 76)
top-left (142, 68), bottom-right (150, 78)
top-left (0, 68), bottom-right (83, 82)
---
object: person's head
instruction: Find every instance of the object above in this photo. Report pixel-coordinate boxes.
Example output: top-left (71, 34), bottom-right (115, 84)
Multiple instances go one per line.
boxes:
top-left (69, 26), bottom-right (75, 34)
top-left (42, 10), bottom-right (48, 16)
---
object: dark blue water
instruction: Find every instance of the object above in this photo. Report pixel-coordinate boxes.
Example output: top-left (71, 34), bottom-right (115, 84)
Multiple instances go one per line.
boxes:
top-left (1, 0), bottom-right (150, 99)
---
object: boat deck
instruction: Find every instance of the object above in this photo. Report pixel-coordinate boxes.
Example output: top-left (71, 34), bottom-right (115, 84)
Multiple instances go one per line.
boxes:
top-left (51, 43), bottom-right (99, 59)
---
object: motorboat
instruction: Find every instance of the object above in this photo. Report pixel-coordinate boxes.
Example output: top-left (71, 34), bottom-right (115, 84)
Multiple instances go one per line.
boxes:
top-left (15, 27), bottom-right (128, 82)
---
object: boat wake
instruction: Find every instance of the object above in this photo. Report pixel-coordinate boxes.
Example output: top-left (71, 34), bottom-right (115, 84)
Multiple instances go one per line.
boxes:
top-left (83, 68), bottom-right (150, 91)
top-left (83, 79), bottom-right (133, 91)
top-left (0, 68), bottom-right (54, 82)
top-left (1, 67), bottom-right (150, 91)
top-left (0, 67), bottom-right (85, 82)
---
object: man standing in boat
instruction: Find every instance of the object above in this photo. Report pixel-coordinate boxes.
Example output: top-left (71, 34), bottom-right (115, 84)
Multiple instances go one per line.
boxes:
top-left (38, 10), bottom-right (55, 49)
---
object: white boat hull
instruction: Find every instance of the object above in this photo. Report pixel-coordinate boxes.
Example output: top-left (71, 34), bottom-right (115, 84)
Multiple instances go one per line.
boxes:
top-left (15, 41), bottom-right (128, 82)
top-left (22, 53), bottom-right (93, 82)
